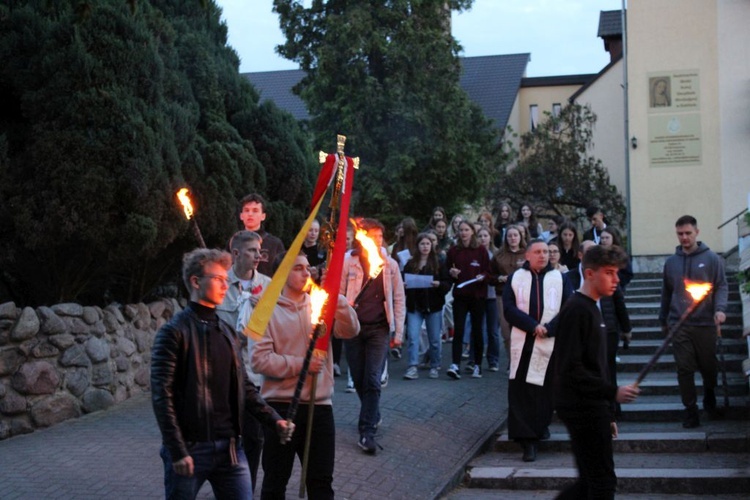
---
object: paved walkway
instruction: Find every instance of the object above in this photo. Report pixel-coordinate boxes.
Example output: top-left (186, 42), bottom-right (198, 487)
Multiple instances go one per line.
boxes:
top-left (0, 347), bottom-right (508, 500)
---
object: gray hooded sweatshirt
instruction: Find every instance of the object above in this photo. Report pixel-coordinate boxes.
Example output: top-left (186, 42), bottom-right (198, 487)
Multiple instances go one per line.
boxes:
top-left (659, 242), bottom-right (728, 327)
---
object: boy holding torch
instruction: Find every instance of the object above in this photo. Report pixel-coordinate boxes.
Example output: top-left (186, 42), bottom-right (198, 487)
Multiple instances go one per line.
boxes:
top-left (251, 252), bottom-right (359, 499)
top-left (553, 245), bottom-right (640, 499)
top-left (659, 215), bottom-right (728, 428)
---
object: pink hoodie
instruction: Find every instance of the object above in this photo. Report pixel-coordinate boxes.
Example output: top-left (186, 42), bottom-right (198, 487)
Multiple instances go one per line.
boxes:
top-left (251, 293), bottom-right (359, 405)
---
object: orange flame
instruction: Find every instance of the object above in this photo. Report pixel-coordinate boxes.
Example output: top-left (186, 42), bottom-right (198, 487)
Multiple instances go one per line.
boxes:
top-left (350, 219), bottom-right (384, 279)
top-left (176, 188), bottom-right (194, 220)
top-left (305, 278), bottom-right (329, 325)
top-left (684, 280), bottom-right (712, 302)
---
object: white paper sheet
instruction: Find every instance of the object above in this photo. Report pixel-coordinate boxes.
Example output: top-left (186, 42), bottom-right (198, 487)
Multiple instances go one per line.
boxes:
top-left (404, 273), bottom-right (433, 289)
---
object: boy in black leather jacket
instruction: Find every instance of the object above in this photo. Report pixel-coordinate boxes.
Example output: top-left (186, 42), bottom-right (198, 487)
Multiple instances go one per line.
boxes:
top-left (151, 248), bottom-right (294, 499)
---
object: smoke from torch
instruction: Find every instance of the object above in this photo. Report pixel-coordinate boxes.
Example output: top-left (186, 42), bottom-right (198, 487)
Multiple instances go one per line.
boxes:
top-left (176, 188), bottom-right (207, 248)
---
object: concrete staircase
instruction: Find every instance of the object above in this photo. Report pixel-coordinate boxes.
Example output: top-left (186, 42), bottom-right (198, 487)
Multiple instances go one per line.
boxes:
top-left (446, 273), bottom-right (750, 498)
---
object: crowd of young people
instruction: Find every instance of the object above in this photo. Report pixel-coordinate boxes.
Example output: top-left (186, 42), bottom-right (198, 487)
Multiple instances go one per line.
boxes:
top-left (151, 194), bottom-right (641, 499)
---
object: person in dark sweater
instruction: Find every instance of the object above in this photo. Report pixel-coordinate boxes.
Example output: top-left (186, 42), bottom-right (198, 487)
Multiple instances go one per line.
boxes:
top-left (446, 220), bottom-right (492, 379)
top-left (151, 248), bottom-right (294, 499)
top-left (553, 245), bottom-right (640, 500)
top-left (238, 193), bottom-right (286, 277)
top-left (402, 233), bottom-right (452, 380)
top-left (340, 219), bottom-right (405, 454)
top-left (503, 239), bottom-right (573, 462)
top-left (566, 241), bottom-right (632, 417)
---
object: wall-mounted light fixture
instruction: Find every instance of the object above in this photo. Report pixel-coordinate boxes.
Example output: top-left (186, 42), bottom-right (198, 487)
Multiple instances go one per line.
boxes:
top-left (631, 136), bottom-right (638, 149)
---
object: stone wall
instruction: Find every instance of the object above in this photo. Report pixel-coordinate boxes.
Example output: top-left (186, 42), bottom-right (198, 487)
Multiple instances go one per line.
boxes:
top-left (0, 298), bottom-right (181, 440)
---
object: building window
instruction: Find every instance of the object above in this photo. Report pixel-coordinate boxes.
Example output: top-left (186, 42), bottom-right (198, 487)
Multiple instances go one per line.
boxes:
top-left (552, 103), bottom-right (561, 132)
top-left (530, 105), bottom-right (539, 132)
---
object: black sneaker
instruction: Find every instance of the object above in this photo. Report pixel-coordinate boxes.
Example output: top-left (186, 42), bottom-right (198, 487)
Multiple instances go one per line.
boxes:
top-left (522, 441), bottom-right (537, 462)
top-left (358, 434), bottom-right (377, 455)
top-left (703, 387), bottom-right (716, 411)
top-left (682, 405), bottom-right (700, 428)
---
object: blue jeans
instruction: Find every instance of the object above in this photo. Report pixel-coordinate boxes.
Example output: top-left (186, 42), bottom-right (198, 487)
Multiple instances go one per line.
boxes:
top-left (345, 323), bottom-right (389, 437)
top-left (406, 310), bottom-right (442, 369)
top-left (160, 438), bottom-right (252, 499)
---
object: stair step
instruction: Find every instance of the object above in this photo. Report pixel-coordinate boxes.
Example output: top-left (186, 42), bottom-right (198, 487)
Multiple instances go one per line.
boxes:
top-left (616, 371), bottom-right (748, 396)
top-left (614, 353), bottom-right (746, 373)
top-left (615, 397), bottom-right (750, 421)
top-left (624, 292), bottom-right (742, 302)
top-left (465, 455), bottom-right (750, 494)
top-left (629, 312), bottom-right (743, 327)
top-left (624, 302), bottom-right (743, 315)
top-left (621, 338), bottom-right (747, 356)
top-left (495, 422), bottom-right (749, 453)
top-left (446, 488), bottom-right (749, 499)
top-left (630, 324), bottom-right (745, 339)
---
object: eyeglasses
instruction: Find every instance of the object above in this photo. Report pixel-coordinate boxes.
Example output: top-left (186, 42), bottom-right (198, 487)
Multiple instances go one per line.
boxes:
top-left (201, 274), bottom-right (230, 286)
top-left (548, 249), bottom-right (560, 254)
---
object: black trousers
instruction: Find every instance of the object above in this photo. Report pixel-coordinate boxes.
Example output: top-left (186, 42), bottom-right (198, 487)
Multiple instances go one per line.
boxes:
top-left (242, 411), bottom-right (264, 492)
top-left (672, 325), bottom-right (717, 408)
top-left (451, 294), bottom-right (485, 366)
top-left (556, 407), bottom-right (616, 500)
top-left (261, 402), bottom-right (335, 500)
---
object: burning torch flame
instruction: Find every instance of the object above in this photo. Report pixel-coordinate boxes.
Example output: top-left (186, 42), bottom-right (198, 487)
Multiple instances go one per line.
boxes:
top-left (350, 219), bottom-right (384, 279)
top-left (305, 278), bottom-right (329, 325)
top-left (684, 280), bottom-right (712, 302)
top-left (176, 188), bottom-right (194, 220)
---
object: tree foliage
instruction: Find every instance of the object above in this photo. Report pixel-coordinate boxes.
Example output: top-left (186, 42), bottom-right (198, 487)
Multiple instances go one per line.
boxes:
top-left (493, 103), bottom-right (626, 228)
top-left (0, 0), bottom-right (317, 306)
top-left (273, 0), bottom-right (508, 228)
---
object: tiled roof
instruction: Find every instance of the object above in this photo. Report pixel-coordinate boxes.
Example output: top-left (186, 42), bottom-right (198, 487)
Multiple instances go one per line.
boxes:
top-left (243, 53), bottom-right (530, 130)
top-left (598, 10), bottom-right (623, 38)
top-left (459, 53), bottom-right (530, 129)
top-left (245, 69), bottom-right (309, 121)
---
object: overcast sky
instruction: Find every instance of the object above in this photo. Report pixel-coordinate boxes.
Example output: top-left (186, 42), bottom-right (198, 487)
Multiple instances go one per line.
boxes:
top-left (215, 0), bottom-right (625, 77)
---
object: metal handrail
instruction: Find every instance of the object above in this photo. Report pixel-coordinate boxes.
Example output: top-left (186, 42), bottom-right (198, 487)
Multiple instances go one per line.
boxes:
top-left (717, 207), bottom-right (748, 230)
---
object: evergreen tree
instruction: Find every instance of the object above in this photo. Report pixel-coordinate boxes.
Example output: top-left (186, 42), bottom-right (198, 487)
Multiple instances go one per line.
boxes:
top-left (273, 0), bottom-right (506, 227)
top-left (0, 0), bottom-right (317, 305)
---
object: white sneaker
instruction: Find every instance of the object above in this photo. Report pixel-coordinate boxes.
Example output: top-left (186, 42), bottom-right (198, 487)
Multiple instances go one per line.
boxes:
top-left (381, 371), bottom-right (389, 388)
top-left (346, 382), bottom-right (356, 393)
top-left (446, 364), bottom-right (461, 380)
top-left (472, 365), bottom-right (482, 378)
top-left (429, 368), bottom-right (439, 379)
top-left (404, 366), bottom-right (418, 380)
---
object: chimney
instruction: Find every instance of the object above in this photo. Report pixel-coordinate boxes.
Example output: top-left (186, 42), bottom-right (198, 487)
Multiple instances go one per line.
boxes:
top-left (597, 10), bottom-right (624, 63)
